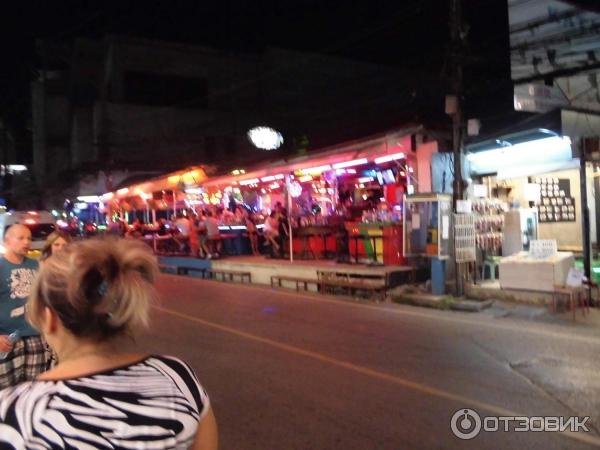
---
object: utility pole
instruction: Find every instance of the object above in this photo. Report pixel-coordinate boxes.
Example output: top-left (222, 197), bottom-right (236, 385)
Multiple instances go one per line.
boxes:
top-left (449, 0), bottom-right (466, 296)
top-left (450, 0), bottom-right (464, 204)
top-left (579, 138), bottom-right (591, 282)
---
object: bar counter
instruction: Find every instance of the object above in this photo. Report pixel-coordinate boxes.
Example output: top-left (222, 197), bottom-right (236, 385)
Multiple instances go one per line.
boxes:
top-left (346, 222), bottom-right (405, 265)
top-left (205, 221), bottom-right (404, 264)
top-left (289, 221), bottom-right (404, 264)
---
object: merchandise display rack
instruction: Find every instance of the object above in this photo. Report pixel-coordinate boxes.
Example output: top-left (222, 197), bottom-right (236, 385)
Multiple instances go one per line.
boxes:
top-left (472, 199), bottom-right (508, 254)
top-left (454, 213), bottom-right (476, 263)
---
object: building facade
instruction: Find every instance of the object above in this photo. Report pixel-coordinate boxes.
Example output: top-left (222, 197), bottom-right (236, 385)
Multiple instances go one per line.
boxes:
top-left (32, 35), bottom-right (442, 205)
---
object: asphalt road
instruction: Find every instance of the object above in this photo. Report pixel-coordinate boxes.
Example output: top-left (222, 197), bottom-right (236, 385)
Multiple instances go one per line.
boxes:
top-left (131, 274), bottom-right (600, 449)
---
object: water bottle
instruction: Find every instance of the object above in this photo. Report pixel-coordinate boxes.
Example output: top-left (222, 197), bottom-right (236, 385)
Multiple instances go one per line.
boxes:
top-left (0, 331), bottom-right (21, 360)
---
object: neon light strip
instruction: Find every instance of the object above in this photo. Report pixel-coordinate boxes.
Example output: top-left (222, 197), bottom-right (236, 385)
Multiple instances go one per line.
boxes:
top-left (374, 152), bottom-right (405, 164)
top-left (332, 158), bottom-right (368, 169)
top-left (76, 195), bottom-right (102, 203)
top-left (239, 178), bottom-right (260, 186)
top-left (261, 173), bottom-right (285, 182)
top-left (300, 165), bottom-right (331, 175)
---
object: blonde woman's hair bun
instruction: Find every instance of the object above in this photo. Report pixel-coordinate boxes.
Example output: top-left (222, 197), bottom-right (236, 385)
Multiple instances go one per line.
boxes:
top-left (29, 237), bottom-right (159, 340)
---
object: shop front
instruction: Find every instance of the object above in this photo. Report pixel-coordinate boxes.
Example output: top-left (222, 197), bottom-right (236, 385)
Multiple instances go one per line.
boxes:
top-left (194, 131), bottom-right (425, 265)
top-left (96, 168), bottom-right (208, 245)
top-left (464, 126), bottom-right (599, 292)
top-left (94, 126), bottom-right (447, 297)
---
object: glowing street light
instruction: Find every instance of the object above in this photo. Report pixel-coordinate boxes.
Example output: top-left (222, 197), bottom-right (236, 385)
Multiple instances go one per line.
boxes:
top-left (247, 126), bottom-right (284, 150)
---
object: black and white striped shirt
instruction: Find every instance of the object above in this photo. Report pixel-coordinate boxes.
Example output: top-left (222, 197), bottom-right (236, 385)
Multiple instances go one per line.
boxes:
top-left (0, 355), bottom-right (209, 449)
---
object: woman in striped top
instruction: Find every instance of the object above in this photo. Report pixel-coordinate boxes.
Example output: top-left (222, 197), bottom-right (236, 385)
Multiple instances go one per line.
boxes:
top-left (0, 238), bottom-right (218, 450)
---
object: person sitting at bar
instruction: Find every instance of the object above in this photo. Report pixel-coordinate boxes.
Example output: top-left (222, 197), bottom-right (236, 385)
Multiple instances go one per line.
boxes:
top-left (204, 211), bottom-right (221, 259)
top-left (156, 218), bottom-right (169, 236)
top-left (126, 218), bottom-right (144, 239)
top-left (196, 211), bottom-right (208, 258)
top-left (263, 211), bottom-right (281, 257)
top-left (277, 207), bottom-right (289, 257)
top-left (245, 212), bottom-right (260, 256)
top-left (234, 206), bottom-right (246, 225)
top-left (188, 211), bottom-right (200, 258)
top-left (330, 210), bottom-right (351, 263)
top-left (173, 213), bottom-right (191, 253)
top-left (222, 208), bottom-right (235, 225)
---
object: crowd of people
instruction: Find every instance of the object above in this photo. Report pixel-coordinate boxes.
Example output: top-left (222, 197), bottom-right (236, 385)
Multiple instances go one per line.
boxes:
top-left (0, 225), bottom-right (218, 449)
top-left (104, 203), bottom-right (291, 260)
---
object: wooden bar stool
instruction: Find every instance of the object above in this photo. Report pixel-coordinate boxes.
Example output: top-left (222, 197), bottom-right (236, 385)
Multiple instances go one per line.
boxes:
top-left (367, 235), bottom-right (384, 263)
top-left (348, 234), bottom-right (363, 264)
top-left (552, 285), bottom-right (590, 321)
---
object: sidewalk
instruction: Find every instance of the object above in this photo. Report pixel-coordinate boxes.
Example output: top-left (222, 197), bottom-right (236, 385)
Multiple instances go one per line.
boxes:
top-left (390, 285), bottom-right (600, 328)
top-left (482, 298), bottom-right (600, 327)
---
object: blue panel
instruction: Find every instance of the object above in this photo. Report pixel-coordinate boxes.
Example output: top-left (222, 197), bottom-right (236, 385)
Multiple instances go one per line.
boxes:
top-left (431, 257), bottom-right (446, 296)
top-left (158, 256), bottom-right (212, 270)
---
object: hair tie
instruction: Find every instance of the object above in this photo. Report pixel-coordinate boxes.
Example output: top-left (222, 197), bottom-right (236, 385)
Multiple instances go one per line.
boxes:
top-left (98, 280), bottom-right (109, 297)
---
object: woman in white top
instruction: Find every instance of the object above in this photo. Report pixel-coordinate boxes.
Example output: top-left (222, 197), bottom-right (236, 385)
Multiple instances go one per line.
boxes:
top-left (263, 211), bottom-right (280, 253)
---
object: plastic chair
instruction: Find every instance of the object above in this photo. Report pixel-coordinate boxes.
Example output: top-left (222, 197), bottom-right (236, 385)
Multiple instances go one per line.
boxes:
top-left (481, 258), bottom-right (499, 281)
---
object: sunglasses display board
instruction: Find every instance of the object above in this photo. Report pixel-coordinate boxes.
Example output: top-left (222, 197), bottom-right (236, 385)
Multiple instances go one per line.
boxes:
top-left (530, 176), bottom-right (576, 223)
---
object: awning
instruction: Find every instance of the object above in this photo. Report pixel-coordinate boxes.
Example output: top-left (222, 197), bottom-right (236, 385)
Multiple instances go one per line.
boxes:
top-left (466, 129), bottom-right (574, 177)
top-left (496, 159), bottom-right (580, 180)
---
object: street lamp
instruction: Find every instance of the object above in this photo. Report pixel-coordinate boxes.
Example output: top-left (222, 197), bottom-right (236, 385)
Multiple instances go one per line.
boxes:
top-left (247, 126), bottom-right (284, 150)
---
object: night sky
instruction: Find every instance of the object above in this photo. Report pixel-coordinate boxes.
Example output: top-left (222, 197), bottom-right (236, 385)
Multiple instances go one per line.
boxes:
top-left (0, 0), bottom-right (512, 161)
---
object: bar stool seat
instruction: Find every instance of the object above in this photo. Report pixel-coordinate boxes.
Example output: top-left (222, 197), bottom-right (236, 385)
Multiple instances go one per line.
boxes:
top-left (349, 234), bottom-right (363, 263)
top-left (367, 235), bottom-right (384, 264)
top-left (299, 234), bottom-right (316, 259)
top-left (320, 231), bottom-right (334, 259)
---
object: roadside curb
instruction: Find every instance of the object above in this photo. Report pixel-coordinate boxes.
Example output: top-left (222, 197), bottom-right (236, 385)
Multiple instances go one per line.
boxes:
top-left (390, 293), bottom-right (493, 312)
top-left (450, 298), bottom-right (495, 312)
top-left (391, 293), bottom-right (452, 309)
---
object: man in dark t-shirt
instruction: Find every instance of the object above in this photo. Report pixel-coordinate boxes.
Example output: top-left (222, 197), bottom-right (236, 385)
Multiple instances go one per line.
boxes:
top-left (0, 224), bottom-right (51, 389)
